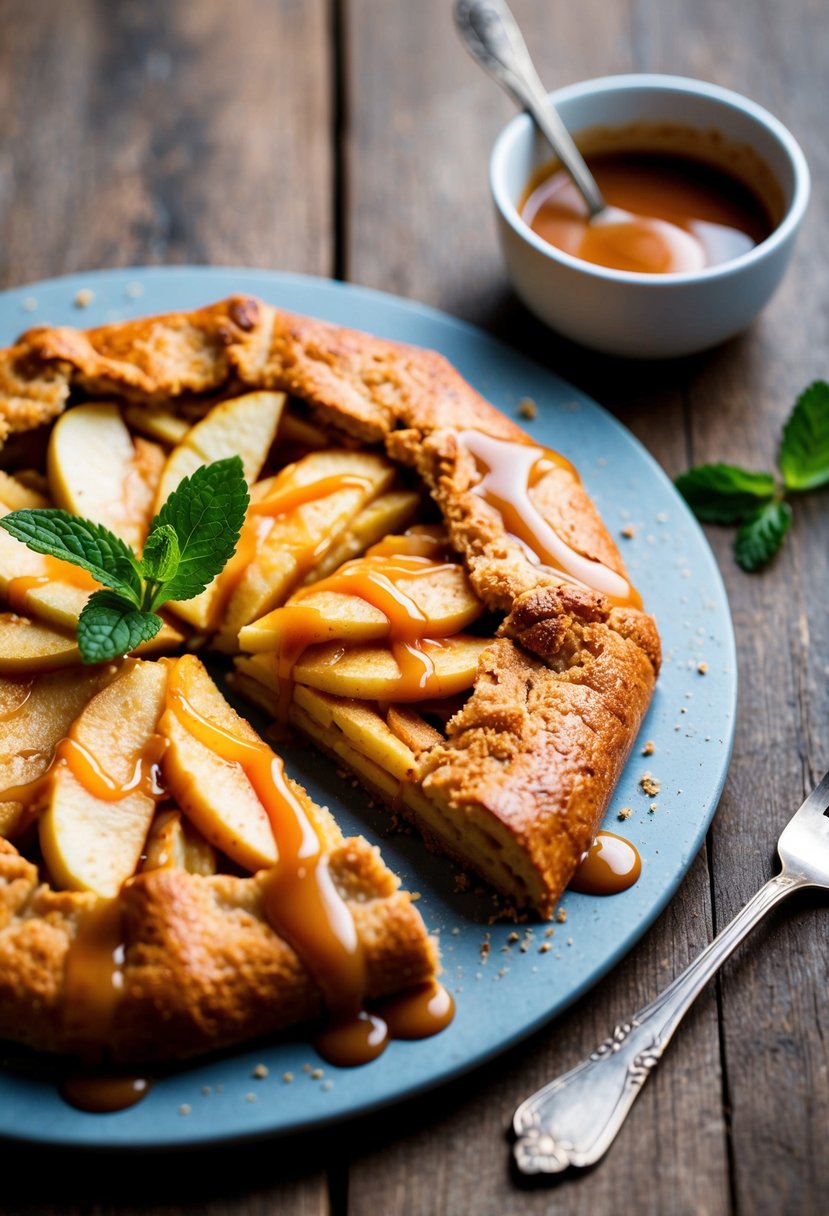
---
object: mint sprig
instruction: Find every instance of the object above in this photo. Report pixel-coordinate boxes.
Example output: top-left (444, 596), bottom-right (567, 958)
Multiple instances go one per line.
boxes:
top-left (0, 456), bottom-right (249, 663)
top-left (676, 380), bottom-right (829, 571)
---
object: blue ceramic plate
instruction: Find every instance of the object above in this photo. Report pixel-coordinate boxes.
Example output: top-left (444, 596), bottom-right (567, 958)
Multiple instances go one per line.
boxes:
top-left (0, 267), bottom-right (736, 1148)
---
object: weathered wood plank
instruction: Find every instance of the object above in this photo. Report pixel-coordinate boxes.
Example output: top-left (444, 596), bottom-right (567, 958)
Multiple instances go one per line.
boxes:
top-left (0, 2), bottom-right (333, 1213)
top-left (0, 0), bottom-right (334, 288)
top-left (343, 2), bottom-right (729, 1212)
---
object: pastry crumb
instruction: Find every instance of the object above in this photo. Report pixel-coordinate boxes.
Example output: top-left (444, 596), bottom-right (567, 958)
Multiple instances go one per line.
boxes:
top-left (252, 1063), bottom-right (269, 1079)
top-left (245, 1092), bottom-right (257, 1103)
top-left (302, 1063), bottom-right (312, 1074)
top-left (201, 1085), bottom-right (212, 1095)
top-left (618, 806), bottom-right (632, 821)
top-left (698, 661), bottom-right (708, 675)
top-left (310, 1068), bottom-right (324, 1080)
top-left (649, 802), bottom-right (658, 813)
top-left (322, 1081), bottom-right (333, 1092)
top-left (544, 927), bottom-right (554, 938)
top-left (507, 931), bottom-right (520, 944)
top-left (517, 396), bottom-right (537, 420)
top-left (179, 1104), bottom-right (192, 1116)
top-left (555, 908), bottom-right (567, 924)
top-left (74, 288), bottom-right (95, 308)
top-left (640, 772), bottom-right (662, 797)
top-left (282, 1072), bottom-right (295, 1083)
top-left (539, 942), bottom-right (552, 954)
top-left (642, 740), bottom-right (655, 756)
top-left (621, 524), bottom-right (636, 539)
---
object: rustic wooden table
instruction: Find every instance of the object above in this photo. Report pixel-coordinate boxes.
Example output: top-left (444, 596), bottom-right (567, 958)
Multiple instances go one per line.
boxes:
top-left (1, 1), bottom-right (827, 1213)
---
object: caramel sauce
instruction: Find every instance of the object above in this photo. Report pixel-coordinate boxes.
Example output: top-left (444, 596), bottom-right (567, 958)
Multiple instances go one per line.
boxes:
top-left (62, 898), bottom-right (126, 1047)
top-left (458, 430), bottom-right (641, 609)
top-left (569, 830), bottom-right (642, 895)
top-left (166, 658), bottom-right (366, 1017)
top-left (377, 980), bottom-right (456, 1039)
top-left (5, 556), bottom-right (98, 615)
top-left (314, 1010), bottom-right (389, 1067)
top-left (266, 552), bottom-right (475, 716)
top-left (60, 1073), bottom-right (151, 1114)
top-left (207, 468), bottom-right (375, 618)
top-left (522, 150), bottom-right (773, 274)
top-left (0, 727), bottom-right (167, 838)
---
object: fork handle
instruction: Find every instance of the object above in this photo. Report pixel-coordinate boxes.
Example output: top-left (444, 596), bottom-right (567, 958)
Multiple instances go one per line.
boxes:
top-left (513, 870), bottom-right (807, 1175)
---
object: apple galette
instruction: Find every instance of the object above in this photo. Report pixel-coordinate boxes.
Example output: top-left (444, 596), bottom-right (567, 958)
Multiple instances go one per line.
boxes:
top-left (0, 296), bottom-right (659, 1067)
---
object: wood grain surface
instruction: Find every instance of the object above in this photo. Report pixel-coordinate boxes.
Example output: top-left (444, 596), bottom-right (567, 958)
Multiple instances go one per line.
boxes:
top-left (1, 1), bottom-right (827, 1213)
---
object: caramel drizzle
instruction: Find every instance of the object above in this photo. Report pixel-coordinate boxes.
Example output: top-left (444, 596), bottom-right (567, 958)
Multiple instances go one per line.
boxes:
top-left (569, 830), bottom-right (642, 895)
top-left (5, 555), bottom-right (99, 615)
top-left (62, 897), bottom-right (126, 1053)
top-left (268, 547), bottom-right (479, 716)
top-left (457, 430), bottom-right (642, 610)
top-left (0, 731), bottom-right (166, 839)
top-left (209, 468), bottom-right (376, 615)
top-left (166, 657), bottom-right (366, 1017)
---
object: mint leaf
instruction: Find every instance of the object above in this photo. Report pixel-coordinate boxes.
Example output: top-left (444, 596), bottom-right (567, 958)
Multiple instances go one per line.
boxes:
top-left (675, 464), bottom-right (777, 524)
top-left (76, 591), bottom-right (162, 664)
top-left (149, 457), bottom-right (249, 604)
top-left (734, 501), bottom-right (792, 572)
top-left (141, 524), bottom-right (180, 585)
top-left (0, 510), bottom-right (142, 603)
top-left (779, 381), bottom-right (829, 491)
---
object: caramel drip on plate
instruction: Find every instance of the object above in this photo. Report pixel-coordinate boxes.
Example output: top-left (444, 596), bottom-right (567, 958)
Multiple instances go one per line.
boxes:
top-left (569, 830), bottom-right (642, 895)
top-left (376, 980), bottom-right (456, 1039)
top-left (5, 555), bottom-right (98, 615)
top-left (166, 657), bottom-right (366, 1017)
top-left (457, 430), bottom-right (642, 610)
top-left (60, 1073), bottom-right (151, 1113)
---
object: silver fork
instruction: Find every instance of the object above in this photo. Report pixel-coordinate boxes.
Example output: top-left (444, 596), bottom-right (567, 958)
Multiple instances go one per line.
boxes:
top-left (513, 770), bottom-right (829, 1176)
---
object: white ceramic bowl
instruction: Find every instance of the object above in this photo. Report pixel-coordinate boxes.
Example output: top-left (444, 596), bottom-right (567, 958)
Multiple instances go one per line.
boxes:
top-left (490, 74), bottom-right (810, 358)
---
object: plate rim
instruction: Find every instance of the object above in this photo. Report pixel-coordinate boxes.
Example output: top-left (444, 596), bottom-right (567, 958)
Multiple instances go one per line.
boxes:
top-left (0, 265), bottom-right (737, 1149)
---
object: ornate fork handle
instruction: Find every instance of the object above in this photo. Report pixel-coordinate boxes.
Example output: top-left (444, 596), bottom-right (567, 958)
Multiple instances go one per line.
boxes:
top-left (513, 870), bottom-right (807, 1175)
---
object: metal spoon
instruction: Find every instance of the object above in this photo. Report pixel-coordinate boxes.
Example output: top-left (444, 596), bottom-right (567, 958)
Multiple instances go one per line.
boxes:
top-left (454, 0), bottom-right (606, 218)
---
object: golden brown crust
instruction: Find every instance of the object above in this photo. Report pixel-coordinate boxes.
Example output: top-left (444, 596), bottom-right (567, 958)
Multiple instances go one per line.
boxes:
top-left (0, 837), bottom-right (436, 1062)
top-left (0, 294), bottom-right (661, 924)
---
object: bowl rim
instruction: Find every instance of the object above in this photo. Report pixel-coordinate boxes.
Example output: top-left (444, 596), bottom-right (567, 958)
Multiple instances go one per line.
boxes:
top-left (489, 72), bottom-right (811, 287)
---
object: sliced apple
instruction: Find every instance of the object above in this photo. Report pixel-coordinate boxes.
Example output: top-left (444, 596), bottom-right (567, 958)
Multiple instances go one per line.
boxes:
top-left (142, 808), bottom-right (217, 876)
top-left (299, 489), bottom-right (419, 585)
top-left (239, 556), bottom-right (482, 654)
top-left (294, 684), bottom-right (418, 782)
top-left (214, 451), bottom-right (395, 652)
top-left (154, 390), bottom-right (286, 510)
top-left (0, 470), bottom-right (50, 510)
top-left (123, 404), bottom-right (191, 446)
top-left (0, 612), bottom-right (81, 672)
top-left (276, 411), bottom-right (330, 452)
top-left (0, 664), bottom-right (117, 839)
top-left (385, 705), bottom-right (445, 756)
top-left (158, 654), bottom-right (277, 873)
top-left (48, 403), bottom-right (165, 549)
top-left (38, 660), bottom-right (167, 895)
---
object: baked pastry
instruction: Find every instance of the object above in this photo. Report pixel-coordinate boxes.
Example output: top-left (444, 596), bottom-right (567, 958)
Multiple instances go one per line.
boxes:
top-left (0, 295), bottom-right (660, 1067)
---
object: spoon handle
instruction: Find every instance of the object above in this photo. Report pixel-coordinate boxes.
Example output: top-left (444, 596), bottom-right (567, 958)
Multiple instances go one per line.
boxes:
top-left (454, 0), bottom-right (605, 216)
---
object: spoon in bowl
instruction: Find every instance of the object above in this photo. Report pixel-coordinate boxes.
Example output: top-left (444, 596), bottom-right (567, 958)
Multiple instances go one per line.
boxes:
top-left (454, 0), bottom-right (706, 274)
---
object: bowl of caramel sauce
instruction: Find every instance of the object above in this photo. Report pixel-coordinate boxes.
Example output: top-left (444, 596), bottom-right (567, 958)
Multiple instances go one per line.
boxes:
top-left (490, 75), bottom-right (810, 357)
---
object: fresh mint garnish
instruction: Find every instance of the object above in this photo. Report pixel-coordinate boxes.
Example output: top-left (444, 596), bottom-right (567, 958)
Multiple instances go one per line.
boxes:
top-left (77, 590), bottom-right (164, 664)
top-left (676, 380), bottom-right (829, 572)
top-left (734, 501), bottom-right (792, 572)
top-left (674, 465), bottom-right (776, 524)
top-left (0, 455), bottom-right (249, 663)
top-left (779, 381), bottom-right (829, 491)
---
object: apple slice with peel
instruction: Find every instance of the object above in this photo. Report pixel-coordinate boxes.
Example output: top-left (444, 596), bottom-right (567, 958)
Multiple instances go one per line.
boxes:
top-left (123, 405), bottom-right (191, 446)
top-left (291, 635), bottom-right (489, 702)
top-left (142, 808), bottom-right (217, 875)
top-left (0, 664), bottom-right (118, 839)
top-left (158, 654), bottom-right (277, 873)
top-left (38, 659), bottom-right (168, 896)
top-left (48, 403), bottom-right (165, 549)
top-left (154, 390), bottom-right (286, 510)
top-left (0, 612), bottom-right (81, 672)
top-left (239, 558), bottom-right (482, 654)
top-left (213, 450), bottom-right (395, 652)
